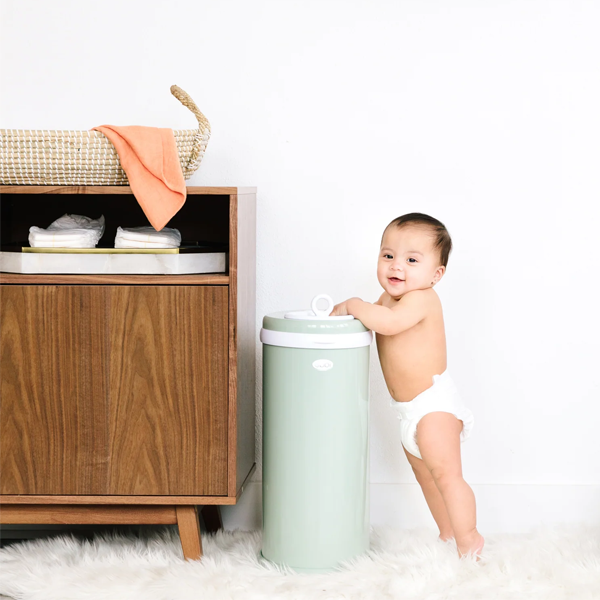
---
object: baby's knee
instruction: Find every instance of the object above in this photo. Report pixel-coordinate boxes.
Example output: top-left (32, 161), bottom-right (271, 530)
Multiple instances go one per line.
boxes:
top-left (430, 466), bottom-right (463, 489)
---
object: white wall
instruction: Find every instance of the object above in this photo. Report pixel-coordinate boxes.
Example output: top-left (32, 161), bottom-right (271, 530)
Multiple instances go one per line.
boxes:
top-left (2, 0), bottom-right (599, 535)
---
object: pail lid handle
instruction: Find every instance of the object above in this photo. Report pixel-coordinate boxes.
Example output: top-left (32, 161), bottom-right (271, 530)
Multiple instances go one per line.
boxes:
top-left (311, 294), bottom-right (334, 317)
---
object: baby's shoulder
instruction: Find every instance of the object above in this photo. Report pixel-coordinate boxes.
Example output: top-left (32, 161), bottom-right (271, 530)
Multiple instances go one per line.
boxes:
top-left (377, 288), bottom-right (441, 313)
top-left (400, 288), bottom-right (442, 312)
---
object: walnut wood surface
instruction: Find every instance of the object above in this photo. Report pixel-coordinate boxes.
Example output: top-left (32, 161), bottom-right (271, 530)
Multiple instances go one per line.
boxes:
top-left (176, 505), bottom-right (203, 560)
top-left (0, 285), bottom-right (109, 494)
top-left (0, 286), bottom-right (229, 496)
top-left (0, 504), bottom-right (177, 524)
top-left (0, 463), bottom-right (255, 504)
top-left (0, 185), bottom-right (257, 195)
top-left (107, 286), bottom-right (228, 495)
top-left (0, 274), bottom-right (229, 285)
top-left (0, 494), bottom-right (234, 504)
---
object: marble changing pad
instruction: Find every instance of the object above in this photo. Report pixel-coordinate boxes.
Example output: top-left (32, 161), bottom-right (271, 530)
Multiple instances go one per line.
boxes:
top-left (0, 248), bottom-right (227, 275)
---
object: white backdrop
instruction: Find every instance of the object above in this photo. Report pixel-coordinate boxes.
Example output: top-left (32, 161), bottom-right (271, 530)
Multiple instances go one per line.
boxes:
top-left (2, 0), bottom-right (599, 535)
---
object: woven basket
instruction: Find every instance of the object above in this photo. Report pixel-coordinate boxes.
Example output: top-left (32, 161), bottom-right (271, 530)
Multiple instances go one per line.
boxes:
top-left (0, 85), bottom-right (210, 185)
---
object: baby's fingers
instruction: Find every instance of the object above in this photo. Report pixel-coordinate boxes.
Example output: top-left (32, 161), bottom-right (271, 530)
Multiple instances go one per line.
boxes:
top-left (330, 302), bottom-right (346, 316)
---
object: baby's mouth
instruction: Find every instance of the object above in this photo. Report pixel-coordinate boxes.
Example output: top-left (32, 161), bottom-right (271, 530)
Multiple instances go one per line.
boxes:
top-left (389, 277), bottom-right (404, 284)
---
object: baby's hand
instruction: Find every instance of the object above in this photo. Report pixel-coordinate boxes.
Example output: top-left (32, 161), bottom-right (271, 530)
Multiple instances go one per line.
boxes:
top-left (330, 300), bottom-right (349, 317)
top-left (330, 297), bottom-right (361, 317)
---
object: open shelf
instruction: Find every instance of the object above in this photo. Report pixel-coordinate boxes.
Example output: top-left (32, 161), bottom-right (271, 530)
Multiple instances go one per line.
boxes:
top-left (0, 186), bottom-right (247, 279)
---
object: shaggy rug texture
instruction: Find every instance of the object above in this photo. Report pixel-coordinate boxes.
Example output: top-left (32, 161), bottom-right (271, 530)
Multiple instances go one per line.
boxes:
top-left (0, 524), bottom-right (599, 600)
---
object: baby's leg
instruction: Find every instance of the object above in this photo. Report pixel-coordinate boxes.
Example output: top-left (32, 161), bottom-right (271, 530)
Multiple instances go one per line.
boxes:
top-left (416, 412), bottom-right (484, 559)
top-left (402, 446), bottom-right (454, 541)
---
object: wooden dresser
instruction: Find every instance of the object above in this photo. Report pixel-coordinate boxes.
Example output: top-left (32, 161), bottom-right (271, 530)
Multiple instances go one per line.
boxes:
top-left (0, 185), bottom-right (256, 560)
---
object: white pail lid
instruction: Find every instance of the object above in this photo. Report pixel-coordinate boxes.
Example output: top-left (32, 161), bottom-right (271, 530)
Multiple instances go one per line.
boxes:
top-left (260, 294), bottom-right (373, 349)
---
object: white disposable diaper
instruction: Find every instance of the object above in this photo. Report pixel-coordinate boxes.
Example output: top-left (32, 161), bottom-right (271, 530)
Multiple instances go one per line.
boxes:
top-left (389, 370), bottom-right (474, 460)
top-left (28, 214), bottom-right (105, 248)
top-left (114, 226), bottom-right (182, 249)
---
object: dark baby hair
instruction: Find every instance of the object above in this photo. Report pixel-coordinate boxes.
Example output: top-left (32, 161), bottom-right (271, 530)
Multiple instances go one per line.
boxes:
top-left (382, 212), bottom-right (453, 268)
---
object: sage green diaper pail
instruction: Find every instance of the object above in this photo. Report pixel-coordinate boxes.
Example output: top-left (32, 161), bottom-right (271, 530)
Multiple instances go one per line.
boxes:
top-left (260, 293), bottom-right (373, 573)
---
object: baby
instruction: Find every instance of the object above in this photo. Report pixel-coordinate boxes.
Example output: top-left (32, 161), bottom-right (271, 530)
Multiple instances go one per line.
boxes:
top-left (330, 212), bottom-right (484, 561)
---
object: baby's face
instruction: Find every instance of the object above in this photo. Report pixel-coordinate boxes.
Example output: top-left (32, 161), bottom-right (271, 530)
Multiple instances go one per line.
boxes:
top-left (377, 225), bottom-right (445, 299)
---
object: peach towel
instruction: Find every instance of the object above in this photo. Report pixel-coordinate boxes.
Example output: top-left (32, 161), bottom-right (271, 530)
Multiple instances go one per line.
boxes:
top-left (91, 125), bottom-right (187, 231)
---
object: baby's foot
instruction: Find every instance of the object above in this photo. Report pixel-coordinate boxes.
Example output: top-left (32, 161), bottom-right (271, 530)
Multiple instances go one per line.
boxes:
top-left (457, 533), bottom-right (485, 562)
top-left (438, 534), bottom-right (455, 543)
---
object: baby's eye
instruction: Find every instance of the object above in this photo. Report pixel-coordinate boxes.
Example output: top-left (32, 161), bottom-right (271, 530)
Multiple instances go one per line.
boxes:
top-left (383, 254), bottom-right (393, 259)
top-left (407, 258), bottom-right (417, 263)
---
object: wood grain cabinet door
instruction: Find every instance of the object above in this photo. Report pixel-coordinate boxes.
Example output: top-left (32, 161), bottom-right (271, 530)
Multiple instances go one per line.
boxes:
top-left (0, 285), bottom-right (109, 494)
top-left (1, 284), bottom-right (229, 497)
top-left (107, 286), bottom-right (228, 496)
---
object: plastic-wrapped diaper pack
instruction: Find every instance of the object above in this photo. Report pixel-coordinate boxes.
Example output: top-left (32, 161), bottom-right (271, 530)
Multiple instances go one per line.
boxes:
top-left (28, 215), bottom-right (181, 249)
top-left (114, 226), bottom-right (182, 249)
top-left (28, 214), bottom-right (106, 248)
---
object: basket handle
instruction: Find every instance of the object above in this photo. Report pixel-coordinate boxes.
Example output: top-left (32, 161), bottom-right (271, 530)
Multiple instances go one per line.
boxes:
top-left (170, 85), bottom-right (211, 168)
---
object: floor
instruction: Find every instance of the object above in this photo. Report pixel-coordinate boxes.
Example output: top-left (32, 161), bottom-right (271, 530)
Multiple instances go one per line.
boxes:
top-left (0, 526), bottom-right (151, 600)
top-left (2, 525), bottom-right (597, 599)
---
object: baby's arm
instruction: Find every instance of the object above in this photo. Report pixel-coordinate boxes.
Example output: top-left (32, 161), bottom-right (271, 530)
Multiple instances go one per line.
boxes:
top-left (344, 290), bottom-right (429, 335)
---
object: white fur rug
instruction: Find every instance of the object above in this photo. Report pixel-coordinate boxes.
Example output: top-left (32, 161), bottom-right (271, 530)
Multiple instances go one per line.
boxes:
top-left (1, 524), bottom-right (599, 600)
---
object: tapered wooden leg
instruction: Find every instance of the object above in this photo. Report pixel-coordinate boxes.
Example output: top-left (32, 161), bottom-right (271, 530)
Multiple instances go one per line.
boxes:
top-left (175, 506), bottom-right (202, 561)
top-left (201, 505), bottom-right (223, 533)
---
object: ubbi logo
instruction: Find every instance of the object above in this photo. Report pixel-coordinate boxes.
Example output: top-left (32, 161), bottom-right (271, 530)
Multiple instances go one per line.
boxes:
top-left (312, 359), bottom-right (333, 371)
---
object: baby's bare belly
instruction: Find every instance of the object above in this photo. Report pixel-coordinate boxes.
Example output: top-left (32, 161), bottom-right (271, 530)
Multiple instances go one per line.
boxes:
top-left (383, 370), bottom-right (445, 403)
top-left (376, 326), bottom-right (447, 403)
